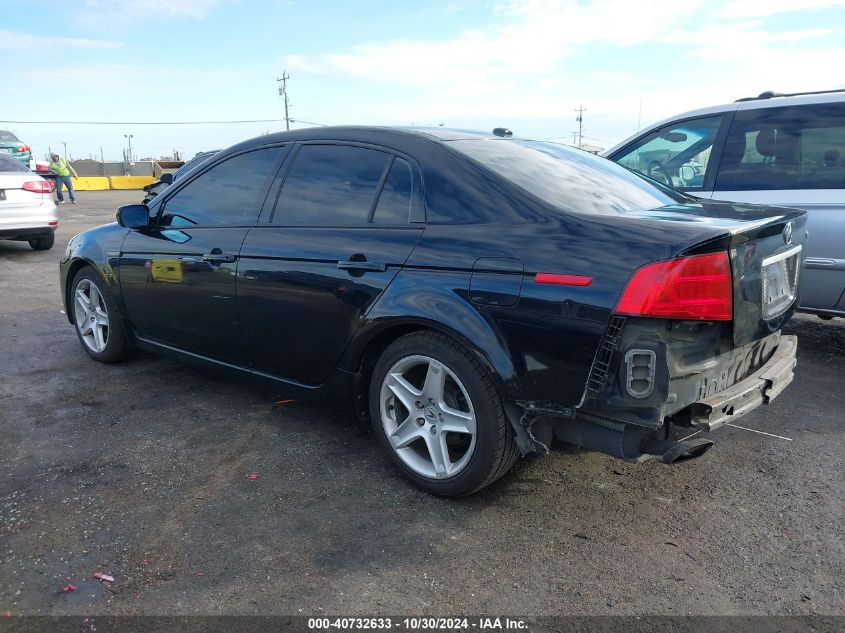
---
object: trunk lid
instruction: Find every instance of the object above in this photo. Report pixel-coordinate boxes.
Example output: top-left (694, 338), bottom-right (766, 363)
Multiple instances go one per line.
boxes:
top-left (620, 200), bottom-right (808, 346)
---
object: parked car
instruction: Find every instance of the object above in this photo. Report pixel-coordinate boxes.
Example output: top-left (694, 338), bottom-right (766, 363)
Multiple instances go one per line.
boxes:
top-left (142, 150), bottom-right (219, 204)
top-left (60, 127), bottom-right (805, 496)
top-left (0, 130), bottom-right (35, 169)
top-left (605, 88), bottom-right (845, 319)
top-left (0, 153), bottom-right (57, 250)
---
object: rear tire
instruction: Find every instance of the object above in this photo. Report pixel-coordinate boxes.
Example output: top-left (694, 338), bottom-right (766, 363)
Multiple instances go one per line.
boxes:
top-left (369, 331), bottom-right (519, 496)
top-left (29, 233), bottom-right (54, 251)
top-left (70, 267), bottom-right (135, 363)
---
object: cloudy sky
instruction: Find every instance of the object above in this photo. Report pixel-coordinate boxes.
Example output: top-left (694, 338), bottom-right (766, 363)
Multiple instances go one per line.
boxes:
top-left (3, 0), bottom-right (845, 161)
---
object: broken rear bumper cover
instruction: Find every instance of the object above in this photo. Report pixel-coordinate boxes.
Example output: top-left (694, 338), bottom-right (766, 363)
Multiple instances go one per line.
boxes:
top-left (509, 334), bottom-right (798, 462)
top-left (686, 335), bottom-right (797, 431)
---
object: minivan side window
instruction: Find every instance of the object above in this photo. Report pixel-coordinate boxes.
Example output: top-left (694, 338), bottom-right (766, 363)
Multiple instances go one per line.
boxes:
top-left (613, 115), bottom-right (722, 190)
top-left (273, 145), bottom-right (391, 225)
top-left (161, 148), bottom-right (285, 227)
top-left (715, 103), bottom-right (845, 191)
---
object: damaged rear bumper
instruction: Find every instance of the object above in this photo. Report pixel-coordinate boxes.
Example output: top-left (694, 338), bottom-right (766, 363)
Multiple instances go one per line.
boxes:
top-left (508, 334), bottom-right (798, 464)
top-left (687, 335), bottom-right (797, 431)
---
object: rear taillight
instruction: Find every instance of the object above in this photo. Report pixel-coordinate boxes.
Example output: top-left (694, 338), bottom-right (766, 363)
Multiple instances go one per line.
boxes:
top-left (615, 252), bottom-right (732, 321)
top-left (17, 145), bottom-right (30, 153)
top-left (21, 181), bottom-right (53, 194)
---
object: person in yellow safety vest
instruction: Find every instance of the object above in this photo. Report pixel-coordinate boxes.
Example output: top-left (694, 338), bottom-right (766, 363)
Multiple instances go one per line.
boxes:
top-left (48, 153), bottom-right (78, 204)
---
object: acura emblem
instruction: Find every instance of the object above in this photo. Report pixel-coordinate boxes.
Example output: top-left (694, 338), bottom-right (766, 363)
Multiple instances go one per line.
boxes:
top-left (783, 222), bottom-right (793, 244)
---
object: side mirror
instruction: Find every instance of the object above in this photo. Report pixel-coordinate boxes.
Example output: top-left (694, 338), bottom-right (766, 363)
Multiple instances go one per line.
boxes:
top-left (660, 131), bottom-right (688, 143)
top-left (160, 173), bottom-right (174, 185)
top-left (116, 204), bottom-right (151, 229)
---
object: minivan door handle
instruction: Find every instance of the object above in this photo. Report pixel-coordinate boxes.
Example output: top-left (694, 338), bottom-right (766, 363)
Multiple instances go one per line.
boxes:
top-left (203, 248), bottom-right (236, 263)
top-left (337, 255), bottom-right (387, 273)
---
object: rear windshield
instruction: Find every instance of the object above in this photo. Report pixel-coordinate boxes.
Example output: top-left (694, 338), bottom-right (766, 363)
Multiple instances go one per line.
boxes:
top-left (0, 130), bottom-right (20, 143)
top-left (446, 139), bottom-right (687, 214)
top-left (0, 153), bottom-right (28, 172)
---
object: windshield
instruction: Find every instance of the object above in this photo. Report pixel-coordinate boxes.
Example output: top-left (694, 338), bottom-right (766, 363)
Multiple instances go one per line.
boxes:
top-left (0, 130), bottom-right (20, 143)
top-left (446, 138), bottom-right (689, 215)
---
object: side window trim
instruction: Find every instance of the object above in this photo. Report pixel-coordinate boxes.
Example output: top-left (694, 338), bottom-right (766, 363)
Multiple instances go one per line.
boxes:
top-left (156, 145), bottom-right (290, 228)
top-left (701, 110), bottom-right (735, 192)
top-left (367, 156), bottom-right (397, 223)
top-left (262, 143), bottom-right (302, 224)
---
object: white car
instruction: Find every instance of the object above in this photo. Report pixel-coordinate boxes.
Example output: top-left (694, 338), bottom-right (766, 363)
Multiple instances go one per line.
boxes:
top-left (0, 152), bottom-right (58, 250)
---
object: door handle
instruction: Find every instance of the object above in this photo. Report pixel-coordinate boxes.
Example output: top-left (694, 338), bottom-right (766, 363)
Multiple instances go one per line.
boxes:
top-left (203, 249), bottom-right (236, 263)
top-left (337, 256), bottom-right (387, 273)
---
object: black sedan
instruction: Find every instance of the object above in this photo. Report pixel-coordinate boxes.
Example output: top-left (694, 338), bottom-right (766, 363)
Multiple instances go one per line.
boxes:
top-left (60, 127), bottom-right (806, 496)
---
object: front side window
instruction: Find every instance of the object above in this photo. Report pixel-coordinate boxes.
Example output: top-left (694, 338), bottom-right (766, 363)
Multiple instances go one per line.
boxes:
top-left (161, 147), bottom-right (285, 227)
top-left (273, 145), bottom-right (390, 225)
top-left (716, 103), bottom-right (845, 191)
top-left (612, 115), bottom-right (722, 190)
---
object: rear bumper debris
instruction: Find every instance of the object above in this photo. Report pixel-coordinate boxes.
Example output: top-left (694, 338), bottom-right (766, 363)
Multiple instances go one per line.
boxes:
top-left (688, 335), bottom-right (797, 431)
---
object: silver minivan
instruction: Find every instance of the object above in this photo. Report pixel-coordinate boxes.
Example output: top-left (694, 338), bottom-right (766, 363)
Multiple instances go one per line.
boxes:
top-left (605, 89), bottom-right (845, 319)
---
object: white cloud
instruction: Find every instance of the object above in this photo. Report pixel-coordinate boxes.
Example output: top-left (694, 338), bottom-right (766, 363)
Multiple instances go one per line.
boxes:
top-left (716, 0), bottom-right (845, 19)
top-left (284, 0), bottom-right (707, 90)
top-left (83, 0), bottom-right (233, 19)
top-left (0, 29), bottom-right (122, 50)
top-left (663, 21), bottom-right (832, 60)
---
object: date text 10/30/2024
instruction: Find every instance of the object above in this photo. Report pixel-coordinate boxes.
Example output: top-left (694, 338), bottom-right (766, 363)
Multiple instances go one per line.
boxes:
top-left (307, 617), bottom-right (529, 630)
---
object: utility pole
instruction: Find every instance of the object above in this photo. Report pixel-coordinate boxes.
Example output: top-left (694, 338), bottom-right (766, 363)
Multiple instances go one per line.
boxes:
top-left (124, 134), bottom-right (134, 174)
top-left (277, 71), bottom-right (291, 131)
top-left (574, 105), bottom-right (586, 149)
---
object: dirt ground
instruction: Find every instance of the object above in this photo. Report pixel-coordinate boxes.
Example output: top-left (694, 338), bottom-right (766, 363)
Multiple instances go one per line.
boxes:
top-left (0, 191), bottom-right (843, 616)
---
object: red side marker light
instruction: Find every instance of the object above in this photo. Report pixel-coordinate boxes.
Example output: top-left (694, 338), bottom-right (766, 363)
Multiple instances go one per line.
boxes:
top-left (534, 273), bottom-right (593, 286)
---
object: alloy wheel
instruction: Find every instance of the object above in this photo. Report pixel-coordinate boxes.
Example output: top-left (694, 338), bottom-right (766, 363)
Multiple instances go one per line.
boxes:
top-left (74, 279), bottom-right (109, 353)
top-left (379, 355), bottom-right (477, 480)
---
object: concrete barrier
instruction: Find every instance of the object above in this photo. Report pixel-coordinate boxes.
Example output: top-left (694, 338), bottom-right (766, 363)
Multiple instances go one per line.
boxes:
top-left (71, 177), bottom-right (110, 191)
top-left (109, 176), bottom-right (156, 190)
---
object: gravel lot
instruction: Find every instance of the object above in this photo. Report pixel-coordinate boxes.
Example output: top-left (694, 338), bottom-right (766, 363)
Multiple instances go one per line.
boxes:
top-left (1, 191), bottom-right (843, 616)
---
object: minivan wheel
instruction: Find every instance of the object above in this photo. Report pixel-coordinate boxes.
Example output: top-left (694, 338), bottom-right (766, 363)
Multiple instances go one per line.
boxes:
top-left (29, 233), bottom-right (54, 251)
top-left (370, 331), bottom-right (518, 496)
top-left (71, 267), bottom-right (134, 363)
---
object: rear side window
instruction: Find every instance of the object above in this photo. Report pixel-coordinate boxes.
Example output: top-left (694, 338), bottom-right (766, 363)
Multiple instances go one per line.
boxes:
top-left (372, 157), bottom-right (414, 224)
top-left (0, 153), bottom-right (28, 172)
top-left (716, 103), bottom-right (845, 190)
top-left (449, 139), bottom-right (685, 215)
top-left (161, 147), bottom-right (285, 227)
top-left (612, 115), bottom-right (722, 190)
top-left (273, 145), bottom-right (390, 225)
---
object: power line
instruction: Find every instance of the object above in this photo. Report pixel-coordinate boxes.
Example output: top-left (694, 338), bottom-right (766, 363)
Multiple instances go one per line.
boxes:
top-left (290, 118), bottom-right (328, 127)
top-left (0, 118), bottom-right (288, 125)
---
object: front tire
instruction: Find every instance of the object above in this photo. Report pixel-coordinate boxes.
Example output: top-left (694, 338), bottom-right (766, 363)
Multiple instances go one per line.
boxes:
top-left (369, 331), bottom-right (518, 496)
top-left (29, 233), bottom-right (54, 251)
top-left (71, 267), bottom-right (134, 363)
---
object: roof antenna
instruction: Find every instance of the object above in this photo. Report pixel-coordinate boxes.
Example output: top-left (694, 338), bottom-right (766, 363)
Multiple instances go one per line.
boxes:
top-left (493, 127), bottom-right (513, 138)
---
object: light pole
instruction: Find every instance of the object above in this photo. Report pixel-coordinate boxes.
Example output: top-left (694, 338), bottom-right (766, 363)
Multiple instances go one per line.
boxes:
top-left (124, 134), bottom-right (134, 175)
top-left (62, 142), bottom-right (67, 160)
